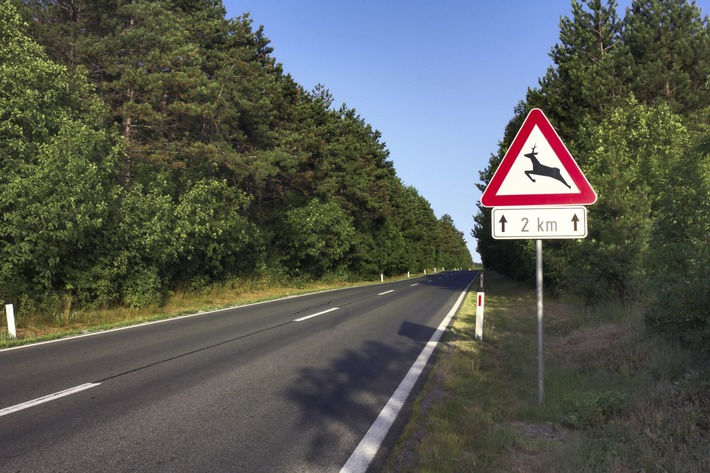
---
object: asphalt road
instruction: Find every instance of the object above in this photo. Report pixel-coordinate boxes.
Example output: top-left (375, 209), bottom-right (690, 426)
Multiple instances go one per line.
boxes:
top-left (1, 270), bottom-right (477, 472)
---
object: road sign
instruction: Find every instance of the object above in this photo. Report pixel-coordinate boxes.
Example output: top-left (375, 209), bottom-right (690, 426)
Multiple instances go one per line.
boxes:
top-left (491, 206), bottom-right (587, 239)
top-left (480, 109), bottom-right (597, 207)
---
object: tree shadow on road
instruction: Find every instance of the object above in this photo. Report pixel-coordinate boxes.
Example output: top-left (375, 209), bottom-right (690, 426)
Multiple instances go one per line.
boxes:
top-left (283, 320), bottom-right (441, 469)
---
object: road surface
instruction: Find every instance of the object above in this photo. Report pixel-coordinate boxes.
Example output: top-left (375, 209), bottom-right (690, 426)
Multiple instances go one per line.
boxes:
top-left (1, 271), bottom-right (476, 472)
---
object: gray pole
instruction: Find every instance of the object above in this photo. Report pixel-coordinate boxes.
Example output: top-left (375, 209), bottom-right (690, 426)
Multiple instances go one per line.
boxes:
top-left (536, 239), bottom-right (544, 403)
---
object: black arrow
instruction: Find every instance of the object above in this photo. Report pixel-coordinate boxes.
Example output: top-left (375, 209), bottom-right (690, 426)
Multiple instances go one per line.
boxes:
top-left (571, 214), bottom-right (579, 231)
top-left (499, 215), bottom-right (507, 233)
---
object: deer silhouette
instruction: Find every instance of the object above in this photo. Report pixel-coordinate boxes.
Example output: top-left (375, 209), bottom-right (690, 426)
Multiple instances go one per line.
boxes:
top-left (524, 145), bottom-right (571, 189)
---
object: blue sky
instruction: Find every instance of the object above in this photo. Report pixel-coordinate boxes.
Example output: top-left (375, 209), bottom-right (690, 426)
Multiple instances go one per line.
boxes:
top-left (222, 1), bottom-right (708, 262)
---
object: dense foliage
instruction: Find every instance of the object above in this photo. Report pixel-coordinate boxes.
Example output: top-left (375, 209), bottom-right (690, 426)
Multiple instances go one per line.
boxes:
top-left (474, 0), bottom-right (710, 352)
top-left (1, 0), bottom-right (473, 311)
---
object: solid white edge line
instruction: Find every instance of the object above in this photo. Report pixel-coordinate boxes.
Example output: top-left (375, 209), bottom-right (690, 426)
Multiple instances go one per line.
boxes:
top-left (2, 277), bottom-right (425, 353)
top-left (0, 382), bottom-right (101, 417)
top-left (377, 290), bottom-right (395, 296)
top-left (293, 307), bottom-right (340, 322)
top-left (340, 278), bottom-right (474, 473)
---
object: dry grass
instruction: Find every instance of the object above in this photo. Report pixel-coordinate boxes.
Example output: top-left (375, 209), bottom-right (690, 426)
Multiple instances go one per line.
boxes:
top-left (0, 276), bottom-right (374, 347)
top-left (548, 323), bottom-right (638, 373)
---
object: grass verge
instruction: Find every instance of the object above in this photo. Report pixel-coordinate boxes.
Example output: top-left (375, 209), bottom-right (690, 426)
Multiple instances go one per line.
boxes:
top-left (386, 271), bottom-right (709, 473)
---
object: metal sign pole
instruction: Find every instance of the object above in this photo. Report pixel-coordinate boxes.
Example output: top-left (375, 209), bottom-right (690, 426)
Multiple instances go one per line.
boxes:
top-left (536, 239), bottom-right (544, 404)
top-left (479, 109), bottom-right (597, 405)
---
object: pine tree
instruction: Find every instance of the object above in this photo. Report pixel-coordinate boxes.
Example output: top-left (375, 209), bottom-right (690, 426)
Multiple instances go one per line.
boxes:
top-left (438, 214), bottom-right (473, 269)
top-left (392, 185), bottom-right (441, 272)
top-left (7, 0), bottom-right (458, 301)
top-left (624, 0), bottom-right (710, 114)
top-left (527, 0), bottom-right (629, 139)
top-left (473, 102), bottom-right (536, 279)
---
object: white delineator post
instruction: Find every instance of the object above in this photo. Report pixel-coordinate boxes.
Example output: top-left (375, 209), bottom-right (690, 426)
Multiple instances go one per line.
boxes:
top-left (5, 304), bottom-right (16, 339)
top-left (475, 271), bottom-right (485, 340)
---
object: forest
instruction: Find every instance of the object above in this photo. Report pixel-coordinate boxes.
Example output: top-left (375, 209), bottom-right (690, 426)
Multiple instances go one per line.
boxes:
top-left (1, 0), bottom-right (473, 314)
top-left (474, 0), bottom-right (710, 353)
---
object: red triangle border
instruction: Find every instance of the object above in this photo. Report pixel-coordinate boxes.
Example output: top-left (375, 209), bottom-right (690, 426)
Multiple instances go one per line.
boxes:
top-left (480, 108), bottom-right (597, 207)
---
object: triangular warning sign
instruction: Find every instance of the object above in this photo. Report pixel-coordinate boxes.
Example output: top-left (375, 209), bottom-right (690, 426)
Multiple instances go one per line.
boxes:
top-left (480, 108), bottom-right (597, 207)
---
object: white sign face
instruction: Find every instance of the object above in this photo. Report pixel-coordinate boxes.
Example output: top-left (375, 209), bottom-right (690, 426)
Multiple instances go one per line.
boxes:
top-left (495, 125), bottom-right (581, 196)
top-left (492, 206), bottom-right (588, 240)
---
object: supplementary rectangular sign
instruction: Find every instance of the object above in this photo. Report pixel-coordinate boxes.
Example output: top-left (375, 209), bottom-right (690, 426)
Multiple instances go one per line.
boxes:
top-left (492, 206), bottom-right (587, 240)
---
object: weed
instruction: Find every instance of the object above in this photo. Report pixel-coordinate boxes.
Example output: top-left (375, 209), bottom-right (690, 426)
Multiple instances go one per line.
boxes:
top-left (562, 390), bottom-right (627, 429)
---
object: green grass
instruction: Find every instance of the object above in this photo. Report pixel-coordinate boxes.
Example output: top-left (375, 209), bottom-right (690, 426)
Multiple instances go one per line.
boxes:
top-left (387, 271), bottom-right (709, 473)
